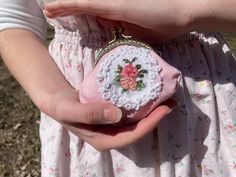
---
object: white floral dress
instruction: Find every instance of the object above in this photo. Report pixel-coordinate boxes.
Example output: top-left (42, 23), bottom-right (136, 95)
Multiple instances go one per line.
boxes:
top-left (13, 0), bottom-right (236, 176)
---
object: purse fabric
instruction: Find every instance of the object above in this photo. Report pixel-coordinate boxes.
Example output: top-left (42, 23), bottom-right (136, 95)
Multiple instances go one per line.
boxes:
top-left (80, 44), bottom-right (180, 123)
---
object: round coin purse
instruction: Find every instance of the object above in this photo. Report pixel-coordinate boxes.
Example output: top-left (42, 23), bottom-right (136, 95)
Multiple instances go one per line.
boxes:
top-left (79, 28), bottom-right (180, 124)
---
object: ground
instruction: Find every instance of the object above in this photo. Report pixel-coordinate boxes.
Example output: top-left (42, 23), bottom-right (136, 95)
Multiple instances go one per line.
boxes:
top-left (0, 32), bottom-right (236, 177)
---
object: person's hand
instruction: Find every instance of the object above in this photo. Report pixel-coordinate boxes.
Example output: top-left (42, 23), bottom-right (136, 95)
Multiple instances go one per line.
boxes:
top-left (46, 89), bottom-right (177, 151)
top-left (43, 0), bottom-right (196, 42)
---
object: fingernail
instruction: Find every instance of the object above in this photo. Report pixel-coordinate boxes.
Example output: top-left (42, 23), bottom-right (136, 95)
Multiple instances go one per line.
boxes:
top-left (103, 107), bottom-right (122, 123)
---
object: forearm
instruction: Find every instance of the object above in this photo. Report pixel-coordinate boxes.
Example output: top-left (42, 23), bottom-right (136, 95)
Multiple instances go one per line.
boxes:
top-left (0, 29), bottom-right (73, 113)
top-left (188, 0), bottom-right (236, 32)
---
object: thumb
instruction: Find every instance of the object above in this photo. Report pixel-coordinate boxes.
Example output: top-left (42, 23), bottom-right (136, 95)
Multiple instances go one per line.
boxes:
top-left (80, 103), bottom-right (123, 124)
top-left (83, 99), bottom-right (178, 150)
top-left (61, 101), bottom-right (123, 124)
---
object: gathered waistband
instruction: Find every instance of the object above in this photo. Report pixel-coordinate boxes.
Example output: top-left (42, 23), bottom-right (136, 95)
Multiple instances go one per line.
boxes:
top-left (53, 27), bottom-right (218, 48)
top-left (53, 27), bottom-right (112, 48)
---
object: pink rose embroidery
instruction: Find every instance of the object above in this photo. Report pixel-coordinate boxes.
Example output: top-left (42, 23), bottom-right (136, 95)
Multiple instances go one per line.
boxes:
top-left (121, 64), bottom-right (138, 78)
top-left (120, 77), bottom-right (137, 91)
top-left (114, 57), bottom-right (147, 92)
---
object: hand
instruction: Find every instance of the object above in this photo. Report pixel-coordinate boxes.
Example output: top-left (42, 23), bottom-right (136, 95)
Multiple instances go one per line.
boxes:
top-left (43, 0), bottom-right (194, 42)
top-left (47, 89), bottom-right (177, 151)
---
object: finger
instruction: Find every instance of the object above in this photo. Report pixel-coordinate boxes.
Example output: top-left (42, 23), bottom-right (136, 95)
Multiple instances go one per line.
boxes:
top-left (44, 0), bottom-right (78, 12)
top-left (44, 0), bottom-right (119, 19)
top-left (76, 99), bottom-right (177, 151)
top-left (43, 7), bottom-right (79, 18)
top-left (44, 9), bottom-right (83, 18)
top-left (73, 99), bottom-right (177, 136)
top-left (55, 99), bottom-right (122, 124)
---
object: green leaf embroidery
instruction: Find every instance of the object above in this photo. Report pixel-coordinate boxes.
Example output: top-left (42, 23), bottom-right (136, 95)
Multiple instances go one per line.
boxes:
top-left (123, 59), bottom-right (131, 63)
top-left (138, 73), bottom-right (144, 78)
top-left (121, 89), bottom-right (128, 93)
top-left (140, 69), bottom-right (148, 73)
top-left (114, 75), bottom-right (121, 82)
top-left (136, 81), bottom-right (145, 91)
top-left (131, 57), bottom-right (137, 63)
top-left (136, 64), bottom-right (141, 69)
top-left (117, 64), bottom-right (123, 70)
top-left (114, 81), bottom-right (120, 86)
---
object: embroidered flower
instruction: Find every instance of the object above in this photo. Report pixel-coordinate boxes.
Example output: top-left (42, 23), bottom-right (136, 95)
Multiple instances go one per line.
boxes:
top-left (120, 77), bottom-right (137, 91)
top-left (121, 64), bottom-right (138, 78)
top-left (114, 57), bottom-right (148, 92)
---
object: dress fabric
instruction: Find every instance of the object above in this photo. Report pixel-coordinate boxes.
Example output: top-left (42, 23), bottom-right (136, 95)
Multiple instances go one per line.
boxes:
top-left (4, 0), bottom-right (236, 176)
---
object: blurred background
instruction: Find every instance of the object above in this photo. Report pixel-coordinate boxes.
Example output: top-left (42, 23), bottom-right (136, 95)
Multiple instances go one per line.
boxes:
top-left (0, 31), bottom-right (236, 177)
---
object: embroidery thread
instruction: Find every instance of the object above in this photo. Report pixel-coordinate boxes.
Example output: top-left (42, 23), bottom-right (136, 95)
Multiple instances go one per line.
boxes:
top-left (114, 57), bottom-right (148, 93)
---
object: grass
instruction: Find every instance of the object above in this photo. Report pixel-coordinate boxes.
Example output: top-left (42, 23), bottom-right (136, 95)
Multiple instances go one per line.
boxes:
top-left (0, 31), bottom-right (236, 177)
top-left (223, 32), bottom-right (236, 53)
top-left (0, 59), bottom-right (40, 177)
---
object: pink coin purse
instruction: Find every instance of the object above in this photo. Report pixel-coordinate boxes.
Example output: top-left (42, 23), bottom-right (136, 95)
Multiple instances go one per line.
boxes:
top-left (79, 28), bottom-right (180, 124)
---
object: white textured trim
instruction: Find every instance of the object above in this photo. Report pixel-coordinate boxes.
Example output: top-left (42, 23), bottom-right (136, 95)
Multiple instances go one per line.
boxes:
top-left (96, 45), bottom-right (163, 110)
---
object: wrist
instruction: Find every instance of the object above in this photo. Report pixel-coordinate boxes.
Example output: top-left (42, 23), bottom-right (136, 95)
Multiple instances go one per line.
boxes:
top-left (179, 0), bottom-right (208, 33)
top-left (188, 0), bottom-right (213, 32)
top-left (161, 0), bottom-right (204, 37)
top-left (186, 0), bottom-right (236, 32)
top-left (35, 86), bottom-right (75, 117)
